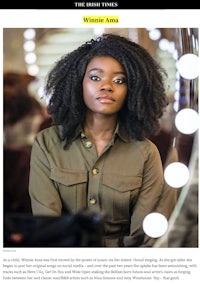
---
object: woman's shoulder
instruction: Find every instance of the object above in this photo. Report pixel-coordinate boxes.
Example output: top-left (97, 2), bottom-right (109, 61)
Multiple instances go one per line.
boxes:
top-left (34, 125), bottom-right (62, 149)
top-left (134, 137), bottom-right (160, 156)
top-left (134, 137), bottom-right (157, 147)
top-left (37, 124), bottom-right (60, 136)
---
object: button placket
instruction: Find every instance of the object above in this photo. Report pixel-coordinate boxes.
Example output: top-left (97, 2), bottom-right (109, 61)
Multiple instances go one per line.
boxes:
top-left (89, 195), bottom-right (97, 205)
top-left (81, 132), bottom-right (93, 149)
top-left (92, 168), bottom-right (99, 175)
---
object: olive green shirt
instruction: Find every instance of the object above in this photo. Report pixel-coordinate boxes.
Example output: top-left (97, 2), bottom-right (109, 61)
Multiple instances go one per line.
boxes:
top-left (29, 124), bottom-right (169, 247)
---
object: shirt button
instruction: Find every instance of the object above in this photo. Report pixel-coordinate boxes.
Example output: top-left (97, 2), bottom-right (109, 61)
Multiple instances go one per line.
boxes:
top-left (81, 132), bottom-right (86, 138)
top-left (89, 196), bottom-right (97, 205)
top-left (85, 141), bottom-right (92, 148)
top-left (92, 168), bottom-right (99, 175)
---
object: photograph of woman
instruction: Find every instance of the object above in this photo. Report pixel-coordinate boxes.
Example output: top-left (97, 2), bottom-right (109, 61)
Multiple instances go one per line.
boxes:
top-left (28, 33), bottom-right (177, 247)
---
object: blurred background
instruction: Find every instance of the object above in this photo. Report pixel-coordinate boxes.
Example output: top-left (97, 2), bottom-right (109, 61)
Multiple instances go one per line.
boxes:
top-left (3, 28), bottom-right (199, 247)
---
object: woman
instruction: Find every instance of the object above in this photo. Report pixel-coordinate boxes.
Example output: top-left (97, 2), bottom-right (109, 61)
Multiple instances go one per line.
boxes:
top-left (29, 33), bottom-right (174, 247)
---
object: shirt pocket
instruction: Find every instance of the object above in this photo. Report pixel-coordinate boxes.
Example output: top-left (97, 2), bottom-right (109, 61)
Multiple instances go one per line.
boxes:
top-left (50, 167), bottom-right (88, 211)
top-left (101, 173), bottom-right (142, 221)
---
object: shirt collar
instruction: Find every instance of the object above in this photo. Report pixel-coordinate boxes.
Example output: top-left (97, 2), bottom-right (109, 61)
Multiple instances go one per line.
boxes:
top-left (74, 122), bottom-right (129, 143)
top-left (114, 123), bottom-right (129, 143)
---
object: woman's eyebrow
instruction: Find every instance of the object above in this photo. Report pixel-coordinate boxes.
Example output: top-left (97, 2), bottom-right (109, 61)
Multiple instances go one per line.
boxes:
top-left (88, 68), bottom-right (126, 75)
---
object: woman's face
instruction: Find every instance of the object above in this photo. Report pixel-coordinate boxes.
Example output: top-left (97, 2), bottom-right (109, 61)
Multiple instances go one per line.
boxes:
top-left (83, 56), bottom-right (127, 116)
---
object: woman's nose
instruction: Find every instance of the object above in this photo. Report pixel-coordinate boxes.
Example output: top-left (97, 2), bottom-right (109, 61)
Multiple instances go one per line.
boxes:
top-left (100, 81), bottom-right (113, 92)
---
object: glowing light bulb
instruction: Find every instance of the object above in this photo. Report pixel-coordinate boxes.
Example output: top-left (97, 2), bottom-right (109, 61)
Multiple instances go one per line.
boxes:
top-left (176, 53), bottom-right (199, 79)
top-left (175, 108), bottom-right (199, 134)
top-left (143, 213), bottom-right (168, 238)
top-left (164, 162), bottom-right (190, 188)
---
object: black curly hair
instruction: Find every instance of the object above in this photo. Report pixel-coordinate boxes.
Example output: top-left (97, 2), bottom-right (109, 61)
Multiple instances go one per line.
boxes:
top-left (45, 33), bottom-right (168, 147)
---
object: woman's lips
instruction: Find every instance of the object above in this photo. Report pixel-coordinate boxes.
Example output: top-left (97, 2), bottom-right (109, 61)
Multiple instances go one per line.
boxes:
top-left (96, 95), bottom-right (115, 103)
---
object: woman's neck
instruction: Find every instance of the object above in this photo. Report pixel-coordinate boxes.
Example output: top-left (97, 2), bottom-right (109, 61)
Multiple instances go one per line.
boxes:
top-left (84, 112), bottom-right (117, 137)
top-left (83, 112), bottom-right (117, 155)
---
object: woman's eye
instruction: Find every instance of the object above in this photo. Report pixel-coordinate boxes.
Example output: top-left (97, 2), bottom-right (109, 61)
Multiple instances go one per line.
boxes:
top-left (89, 75), bottom-right (100, 81)
top-left (114, 78), bottom-right (127, 84)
